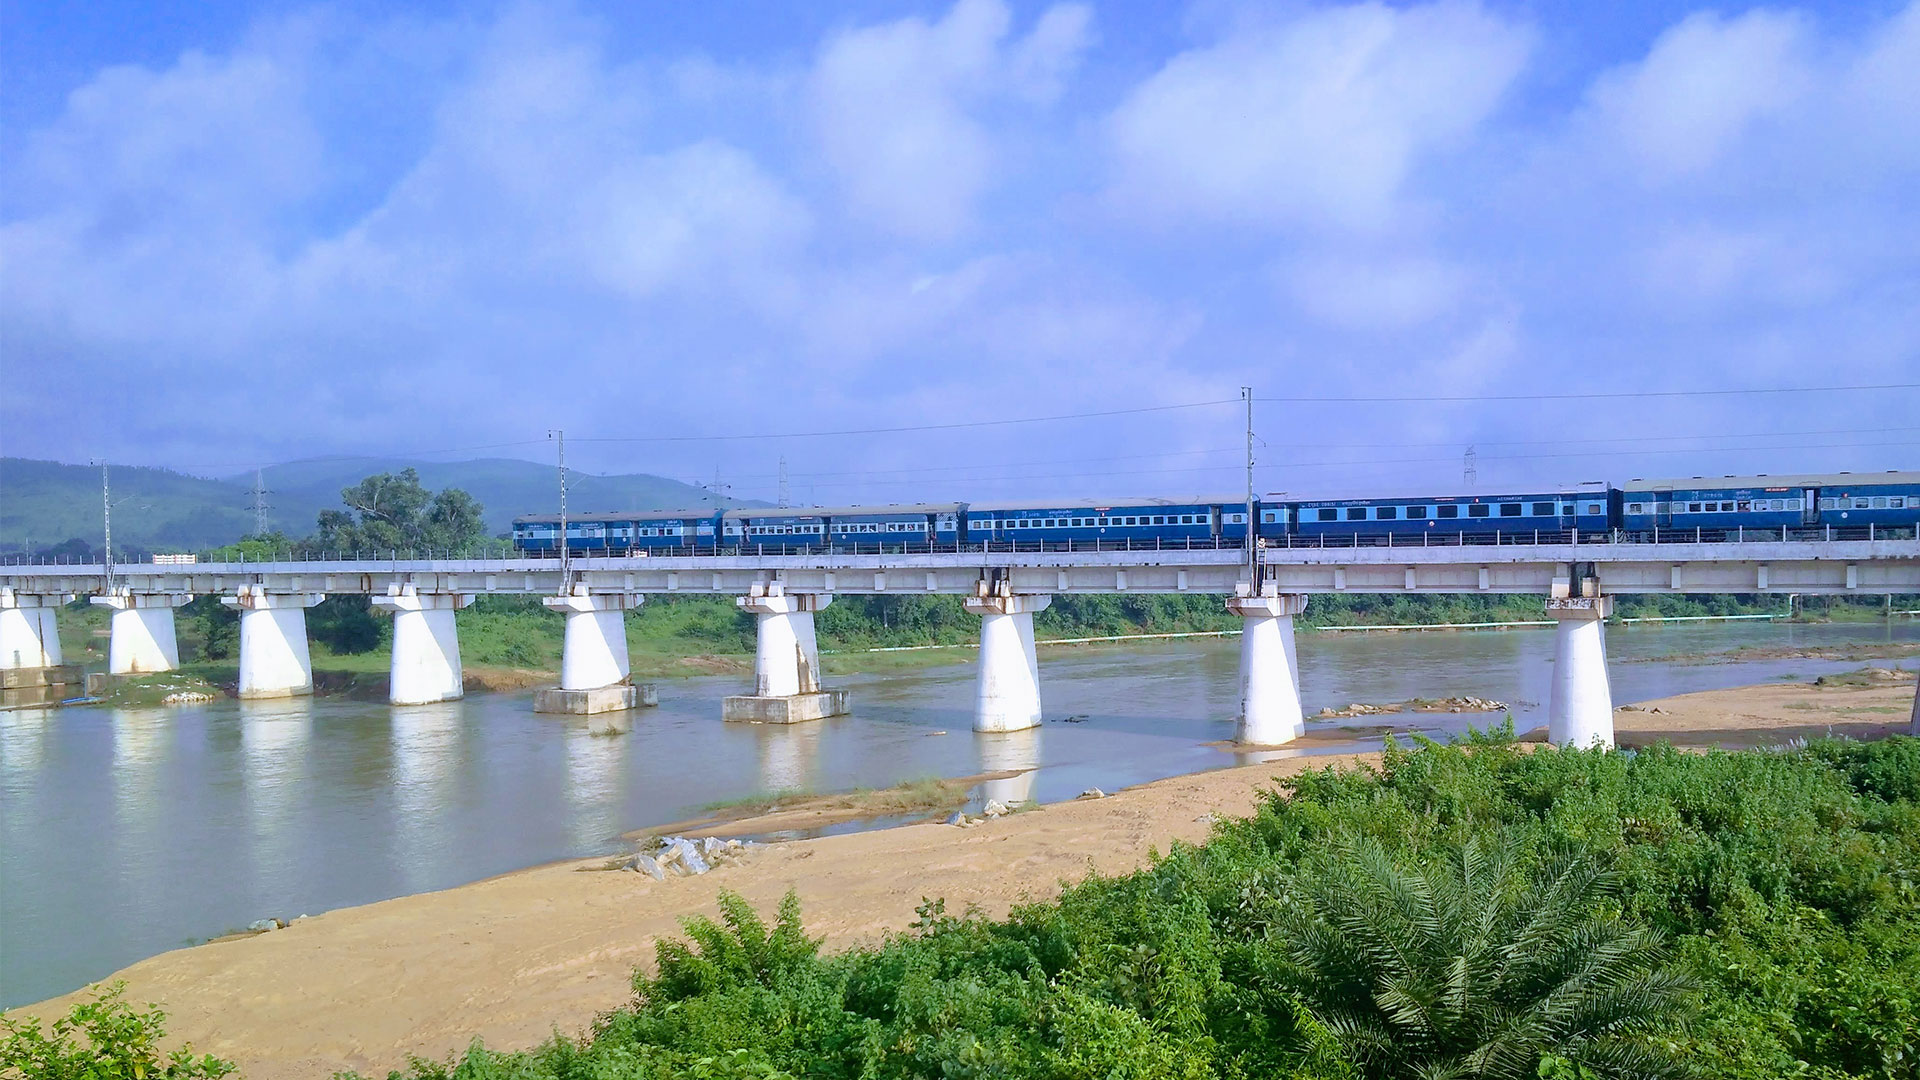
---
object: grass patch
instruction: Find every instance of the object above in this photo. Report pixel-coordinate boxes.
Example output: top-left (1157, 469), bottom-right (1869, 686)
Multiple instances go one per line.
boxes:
top-left (695, 776), bottom-right (977, 823)
top-left (1814, 665), bottom-right (1917, 689)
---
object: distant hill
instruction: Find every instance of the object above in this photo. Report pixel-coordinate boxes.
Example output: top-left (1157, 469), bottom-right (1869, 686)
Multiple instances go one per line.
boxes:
top-left (0, 456), bottom-right (743, 555)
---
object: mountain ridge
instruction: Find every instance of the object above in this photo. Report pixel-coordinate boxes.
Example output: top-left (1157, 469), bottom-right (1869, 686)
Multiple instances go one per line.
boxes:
top-left (0, 456), bottom-right (749, 554)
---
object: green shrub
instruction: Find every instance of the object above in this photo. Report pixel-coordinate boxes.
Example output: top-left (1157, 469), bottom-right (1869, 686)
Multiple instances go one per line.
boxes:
top-left (0, 982), bottom-right (234, 1079)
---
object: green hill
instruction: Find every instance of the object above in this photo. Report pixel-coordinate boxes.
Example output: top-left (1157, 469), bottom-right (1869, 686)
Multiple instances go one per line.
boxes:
top-left (0, 456), bottom-right (741, 555)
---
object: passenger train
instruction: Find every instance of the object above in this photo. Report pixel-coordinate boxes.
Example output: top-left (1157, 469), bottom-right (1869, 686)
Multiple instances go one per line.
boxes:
top-left (511, 472), bottom-right (1920, 554)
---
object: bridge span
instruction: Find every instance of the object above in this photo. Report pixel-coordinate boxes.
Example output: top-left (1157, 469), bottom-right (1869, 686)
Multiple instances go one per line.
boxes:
top-left (4, 536), bottom-right (1916, 750)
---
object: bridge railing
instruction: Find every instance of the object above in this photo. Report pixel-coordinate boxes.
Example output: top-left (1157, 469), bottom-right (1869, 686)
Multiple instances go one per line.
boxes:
top-left (1, 524), bottom-right (1912, 567)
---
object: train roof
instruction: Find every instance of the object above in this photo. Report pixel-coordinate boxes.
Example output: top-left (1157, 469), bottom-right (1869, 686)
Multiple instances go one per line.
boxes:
top-left (721, 502), bottom-right (965, 519)
top-left (1288, 486), bottom-right (1611, 504)
top-left (1623, 471), bottom-right (1920, 490)
top-left (965, 495), bottom-right (1246, 512)
top-left (513, 509), bottom-right (721, 523)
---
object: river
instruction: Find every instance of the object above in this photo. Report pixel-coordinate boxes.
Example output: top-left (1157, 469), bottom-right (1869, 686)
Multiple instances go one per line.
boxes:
top-left (2, 619), bottom-right (1915, 1008)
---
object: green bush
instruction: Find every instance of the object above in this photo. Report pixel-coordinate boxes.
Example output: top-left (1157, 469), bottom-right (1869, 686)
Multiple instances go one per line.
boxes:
top-left (0, 982), bottom-right (235, 1079)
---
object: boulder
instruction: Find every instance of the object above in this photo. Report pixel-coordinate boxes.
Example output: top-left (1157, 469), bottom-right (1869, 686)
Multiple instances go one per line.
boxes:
top-left (246, 919), bottom-right (278, 933)
top-left (982, 799), bottom-right (1010, 818)
top-left (630, 854), bottom-right (665, 881)
top-left (1077, 788), bottom-right (1106, 799)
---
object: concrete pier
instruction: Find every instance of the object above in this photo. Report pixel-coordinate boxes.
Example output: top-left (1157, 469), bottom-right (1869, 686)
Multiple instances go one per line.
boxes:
top-left (223, 587), bottom-right (325, 699)
top-left (0, 588), bottom-right (70, 671)
top-left (724, 587), bottom-right (848, 723)
top-left (1227, 590), bottom-right (1308, 746)
top-left (373, 587), bottom-right (473, 705)
top-left (964, 593), bottom-right (1050, 733)
top-left (537, 591), bottom-right (651, 715)
top-left (1547, 596), bottom-right (1615, 748)
top-left (91, 591), bottom-right (192, 675)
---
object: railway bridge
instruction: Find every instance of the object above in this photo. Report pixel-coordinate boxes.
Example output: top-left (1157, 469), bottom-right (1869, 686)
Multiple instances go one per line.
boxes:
top-left (4, 535), bottom-right (1916, 748)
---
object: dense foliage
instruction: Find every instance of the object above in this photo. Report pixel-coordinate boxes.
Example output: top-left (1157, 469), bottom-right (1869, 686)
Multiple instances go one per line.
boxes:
top-left (0, 982), bottom-right (235, 1079)
top-left (365, 734), bottom-right (1920, 1080)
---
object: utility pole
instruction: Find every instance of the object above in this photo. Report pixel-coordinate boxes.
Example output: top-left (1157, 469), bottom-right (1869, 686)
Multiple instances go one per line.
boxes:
top-left (777, 455), bottom-right (790, 509)
top-left (1463, 445), bottom-right (1478, 489)
top-left (99, 461), bottom-right (114, 589)
top-left (251, 468), bottom-right (271, 536)
top-left (1243, 387), bottom-right (1257, 587)
top-left (548, 429), bottom-right (569, 590)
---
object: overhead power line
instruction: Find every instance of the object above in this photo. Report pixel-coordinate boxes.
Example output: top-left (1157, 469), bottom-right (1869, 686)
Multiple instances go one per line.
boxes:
top-left (1257, 382), bottom-right (1919, 404)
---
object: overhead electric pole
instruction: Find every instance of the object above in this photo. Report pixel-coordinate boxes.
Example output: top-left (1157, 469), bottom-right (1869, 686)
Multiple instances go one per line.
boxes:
top-left (1243, 387), bottom-right (1257, 586)
top-left (1463, 445), bottom-right (1478, 489)
top-left (99, 461), bottom-right (114, 589)
top-left (549, 429), bottom-right (569, 589)
top-left (777, 455), bottom-right (790, 508)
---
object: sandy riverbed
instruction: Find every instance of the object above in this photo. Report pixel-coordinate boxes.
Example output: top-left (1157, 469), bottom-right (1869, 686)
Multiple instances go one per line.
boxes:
top-left (10, 674), bottom-right (1917, 1079)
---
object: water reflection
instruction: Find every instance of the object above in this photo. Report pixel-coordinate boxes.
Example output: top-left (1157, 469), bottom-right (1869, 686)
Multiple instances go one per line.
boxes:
top-left (977, 727), bottom-right (1040, 805)
top-left (0, 709), bottom-right (52, 779)
top-left (564, 717), bottom-right (632, 849)
top-left (240, 698), bottom-right (313, 886)
top-left (755, 722), bottom-right (822, 794)
top-left (390, 704), bottom-right (464, 890)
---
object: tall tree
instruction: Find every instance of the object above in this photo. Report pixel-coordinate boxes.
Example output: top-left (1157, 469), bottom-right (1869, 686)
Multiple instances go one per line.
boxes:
top-left (309, 469), bottom-right (486, 555)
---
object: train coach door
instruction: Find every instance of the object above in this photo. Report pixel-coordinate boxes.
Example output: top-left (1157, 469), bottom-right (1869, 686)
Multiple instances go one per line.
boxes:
top-left (1803, 488), bottom-right (1819, 525)
top-left (1654, 490), bottom-right (1672, 528)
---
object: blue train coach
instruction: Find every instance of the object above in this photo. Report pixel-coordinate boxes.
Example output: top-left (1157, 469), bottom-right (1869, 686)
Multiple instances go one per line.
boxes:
top-left (1290, 488), bottom-right (1616, 542)
top-left (1621, 472), bottom-right (1920, 537)
top-left (512, 509), bottom-right (723, 554)
top-left (963, 497), bottom-right (1250, 547)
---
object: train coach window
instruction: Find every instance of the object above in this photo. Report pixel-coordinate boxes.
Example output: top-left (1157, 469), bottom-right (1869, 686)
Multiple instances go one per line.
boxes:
top-left (1468, 505), bottom-right (1491, 518)
top-left (1438, 506), bottom-right (1459, 519)
top-left (1499, 504), bottom-right (1522, 517)
top-left (1892, 497), bottom-right (1906, 509)
top-left (1737, 501), bottom-right (1751, 513)
top-left (1873, 497), bottom-right (1888, 508)
top-left (1532, 502), bottom-right (1554, 516)
top-left (1318, 508), bottom-right (1338, 521)
top-left (1407, 505), bottom-right (1427, 518)
top-left (1346, 508), bottom-right (1367, 521)
top-left (1587, 505), bottom-right (1602, 516)
top-left (1377, 506), bottom-right (1398, 519)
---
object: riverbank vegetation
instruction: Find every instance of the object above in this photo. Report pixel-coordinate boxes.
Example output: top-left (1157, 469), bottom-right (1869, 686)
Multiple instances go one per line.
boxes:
top-left (309, 731), bottom-right (1917, 1080)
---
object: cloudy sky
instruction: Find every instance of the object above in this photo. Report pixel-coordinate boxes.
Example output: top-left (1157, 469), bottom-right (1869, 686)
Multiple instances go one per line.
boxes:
top-left (2, 0), bottom-right (1915, 503)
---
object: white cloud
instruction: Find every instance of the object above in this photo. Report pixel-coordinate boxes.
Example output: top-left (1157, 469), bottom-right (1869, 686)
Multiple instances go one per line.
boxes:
top-left (1281, 253), bottom-right (1470, 329)
top-left (1585, 10), bottom-right (1811, 181)
top-left (807, 0), bottom-right (1092, 241)
top-left (1106, 1), bottom-right (1531, 231)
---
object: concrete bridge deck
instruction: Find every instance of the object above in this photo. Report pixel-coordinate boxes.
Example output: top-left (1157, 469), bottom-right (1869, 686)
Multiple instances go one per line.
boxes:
top-left (2, 537), bottom-right (1914, 596)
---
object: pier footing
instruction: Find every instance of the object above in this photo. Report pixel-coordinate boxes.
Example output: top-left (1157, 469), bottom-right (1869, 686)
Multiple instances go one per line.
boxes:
top-left (535, 683), bottom-right (659, 715)
top-left (722, 689), bottom-right (849, 724)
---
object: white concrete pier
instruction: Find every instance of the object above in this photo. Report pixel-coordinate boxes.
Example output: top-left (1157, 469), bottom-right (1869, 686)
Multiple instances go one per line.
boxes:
top-left (537, 590), bottom-right (649, 715)
top-left (724, 586), bottom-right (848, 723)
top-left (0, 588), bottom-right (69, 671)
top-left (964, 593), bottom-right (1051, 733)
top-left (1227, 590), bottom-right (1308, 746)
top-left (1547, 597), bottom-right (1615, 748)
top-left (91, 591), bottom-right (192, 675)
top-left (223, 587), bottom-right (325, 699)
top-left (373, 587), bottom-right (473, 705)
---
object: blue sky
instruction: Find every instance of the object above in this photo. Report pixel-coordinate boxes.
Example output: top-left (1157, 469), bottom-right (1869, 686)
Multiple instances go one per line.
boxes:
top-left (2, 0), bottom-right (1915, 504)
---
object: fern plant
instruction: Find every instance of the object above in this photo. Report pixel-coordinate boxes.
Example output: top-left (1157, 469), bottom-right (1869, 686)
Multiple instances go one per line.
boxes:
top-left (1280, 835), bottom-right (1690, 1080)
